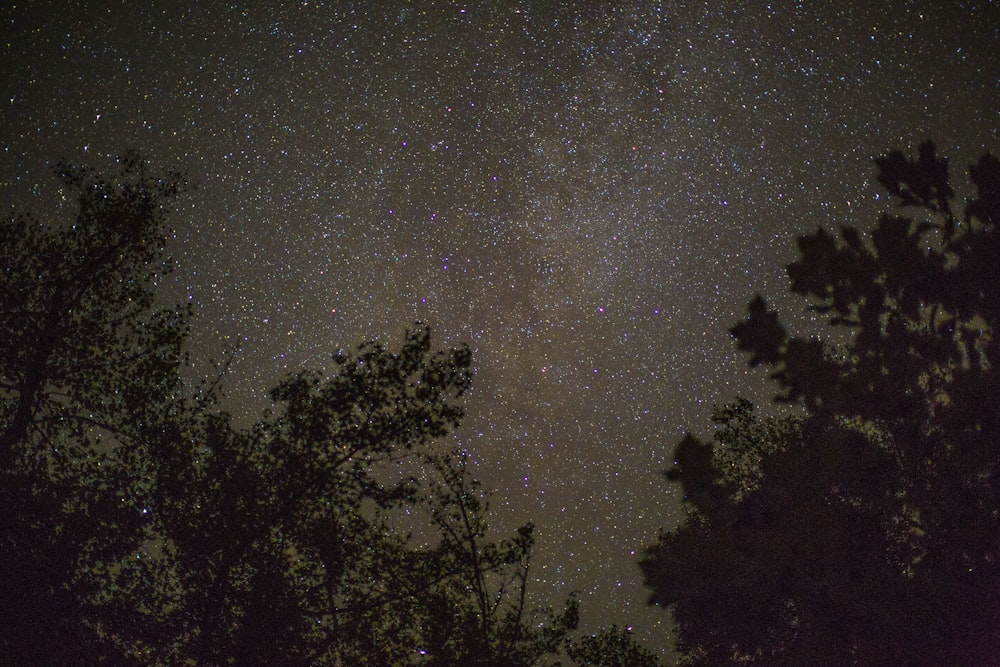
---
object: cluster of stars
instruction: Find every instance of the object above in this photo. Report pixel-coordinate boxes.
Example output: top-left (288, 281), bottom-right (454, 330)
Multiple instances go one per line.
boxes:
top-left (2, 0), bottom-right (998, 657)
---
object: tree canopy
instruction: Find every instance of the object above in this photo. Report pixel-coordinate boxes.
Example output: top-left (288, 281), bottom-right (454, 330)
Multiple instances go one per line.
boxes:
top-left (642, 142), bottom-right (1000, 666)
top-left (1, 154), bottom-right (662, 666)
top-left (1, 153), bottom-right (193, 664)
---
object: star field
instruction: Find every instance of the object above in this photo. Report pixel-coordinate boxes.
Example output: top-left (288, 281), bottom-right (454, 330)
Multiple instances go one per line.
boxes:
top-left (3, 1), bottom-right (998, 657)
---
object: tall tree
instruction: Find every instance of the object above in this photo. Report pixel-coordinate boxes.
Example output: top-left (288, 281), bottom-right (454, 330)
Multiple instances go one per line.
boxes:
top-left (642, 143), bottom-right (1000, 666)
top-left (3, 155), bottom-right (647, 666)
top-left (146, 325), bottom-right (577, 666)
top-left (417, 450), bottom-right (583, 667)
top-left (0, 152), bottom-right (191, 663)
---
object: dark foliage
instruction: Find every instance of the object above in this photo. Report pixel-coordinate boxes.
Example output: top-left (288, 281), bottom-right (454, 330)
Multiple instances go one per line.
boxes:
top-left (642, 142), bottom-right (1000, 666)
top-left (0, 152), bottom-right (191, 664)
top-left (566, 625), bottom-right (664, 667)
top-left (1, 155), bottom-right (659, 666)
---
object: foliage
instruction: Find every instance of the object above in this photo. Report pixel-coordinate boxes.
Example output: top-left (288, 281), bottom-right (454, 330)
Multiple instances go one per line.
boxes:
top-left (642, 142), bottom-right (1000, 666)
top-left (565, 625), bottom-right (664, 667)
top-left (0, 155), bottom-right (635, 666)
top-left (0, 152), bottom-right (191, 664)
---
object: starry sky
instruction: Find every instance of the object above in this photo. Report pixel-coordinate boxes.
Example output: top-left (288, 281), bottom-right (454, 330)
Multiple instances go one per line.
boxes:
top-left (3, 0), bottom-right (998, 658)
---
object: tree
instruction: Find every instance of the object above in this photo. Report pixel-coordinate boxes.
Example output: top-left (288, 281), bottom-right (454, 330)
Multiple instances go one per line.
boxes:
top-left (0, 152), bottom-right (192, 663)
top-left (146, 324), bottom-right (479, 665)
top-left (3, 155), bottom-right (639, 666)
top-left (642, 142), bottom-right (1000, 666)
top-left (565, 625), bottom-right (664, 667)
top-left (413, 451), bottom-right (580, 667)
top-left (146, 326), bottom-right (578, 666)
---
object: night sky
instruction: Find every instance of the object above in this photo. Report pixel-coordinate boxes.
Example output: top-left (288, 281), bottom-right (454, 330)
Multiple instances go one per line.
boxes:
top-left (3, 1), bottom-right (998, 657)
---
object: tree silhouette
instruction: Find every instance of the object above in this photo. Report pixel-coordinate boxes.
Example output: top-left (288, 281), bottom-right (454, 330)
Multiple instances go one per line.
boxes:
top-left (642, 142), bottom-right (1000, 666)
top-left (1, 155), bottom-right (662, 666)
top-left (566, 625), bottom-right (664, 667)
top-left (0, 152), bottom-right (192, 663)
top-left (147, 327), bottom-right (579, 666)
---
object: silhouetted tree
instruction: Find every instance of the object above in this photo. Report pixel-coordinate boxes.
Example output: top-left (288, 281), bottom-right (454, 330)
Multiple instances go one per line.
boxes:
top-left (566, 625), bottom-right (664, 667)
top-left (642, 142), bottom-right (1000, 666)
top-left (413, 451), bottom-right (580, 667)
top-left (2, 155), bottom-right (645, 666)
top-left (145, 324), bottom-right (475, 665)
top-left (146, 327), bottom-right (579, 666)
top-left (0, 152), bottom-right (192, 663)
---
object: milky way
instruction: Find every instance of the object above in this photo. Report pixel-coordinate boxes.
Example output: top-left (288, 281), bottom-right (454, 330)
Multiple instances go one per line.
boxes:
top-left (3, 1), bottom-right (998, 656)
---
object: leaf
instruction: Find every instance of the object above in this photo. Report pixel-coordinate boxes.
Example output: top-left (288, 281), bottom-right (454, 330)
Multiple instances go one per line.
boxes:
top-left (875, 140), bottom-right (953, 215)
top-left (730, 296), bottom-right (786, 366)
